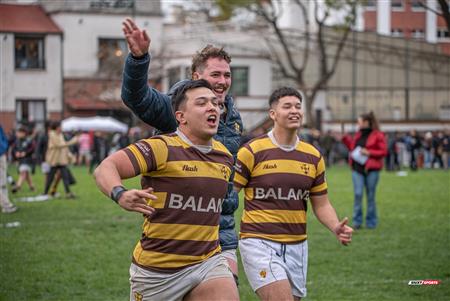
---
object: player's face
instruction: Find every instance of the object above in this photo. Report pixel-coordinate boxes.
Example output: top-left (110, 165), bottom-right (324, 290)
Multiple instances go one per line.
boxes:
top-left (178, 87), bottom-right (220, 143)
top-left (270, 96), bottom-right (303, 130)
top-left (193, 58), bottom-right (231, 106)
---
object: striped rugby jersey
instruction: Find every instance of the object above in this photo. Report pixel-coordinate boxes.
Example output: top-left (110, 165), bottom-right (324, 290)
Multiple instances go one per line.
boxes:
top-left (123, 132), bottom-right (233, 272)
top-left (234, 131), bottom-right (327, 243)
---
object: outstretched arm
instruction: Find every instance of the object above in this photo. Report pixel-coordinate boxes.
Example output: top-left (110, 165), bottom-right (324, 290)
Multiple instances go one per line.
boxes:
top-left (121, 18), bottom-right (177, 133)
top-left (310, 194), bottom-right (353, 246)
top-left (94, 150), bottom-right (156, 216)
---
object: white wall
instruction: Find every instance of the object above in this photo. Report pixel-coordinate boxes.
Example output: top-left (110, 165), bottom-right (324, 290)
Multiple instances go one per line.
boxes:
top-left (0, 33), bottom-right (62, 113)
top-left (51, 13), bottom-right (163, 77)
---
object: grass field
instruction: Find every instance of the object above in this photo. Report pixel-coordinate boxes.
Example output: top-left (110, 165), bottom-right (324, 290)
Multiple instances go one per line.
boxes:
top-left (1, 165), bottom-right (449, 300)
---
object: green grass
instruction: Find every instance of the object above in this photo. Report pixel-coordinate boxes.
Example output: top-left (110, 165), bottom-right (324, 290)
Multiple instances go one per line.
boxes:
top-left (1, 165), bottom-right (449, 300)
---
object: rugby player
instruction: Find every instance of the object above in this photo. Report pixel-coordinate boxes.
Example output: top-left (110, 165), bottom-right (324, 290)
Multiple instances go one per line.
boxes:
top-left (94, 80), bottom-right (239, 301)
top-left (234, 87), bottom-right (353, 300)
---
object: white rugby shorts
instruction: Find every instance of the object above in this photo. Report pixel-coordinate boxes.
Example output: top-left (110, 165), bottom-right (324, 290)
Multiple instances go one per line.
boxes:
top-left (239, 238), bottom-right (308, 298)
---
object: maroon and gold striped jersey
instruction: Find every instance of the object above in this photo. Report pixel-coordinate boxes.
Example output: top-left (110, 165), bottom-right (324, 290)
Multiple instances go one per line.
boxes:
top-left (234, 133), bottom-right (327, 243)
top-left (123, 133), bottom-right (233, 271)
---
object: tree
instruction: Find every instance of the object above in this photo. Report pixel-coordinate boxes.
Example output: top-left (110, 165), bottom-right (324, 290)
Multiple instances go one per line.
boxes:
top-left (420, 0), bottom-right (450, 33)
top-left (216, 0), bottom-right (359, 128)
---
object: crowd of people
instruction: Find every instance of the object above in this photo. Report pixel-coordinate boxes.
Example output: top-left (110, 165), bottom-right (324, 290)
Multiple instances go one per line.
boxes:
top-left (276, 127), bottom-right (450, 171)
top-left (0, 121), bottom-right (151, 208)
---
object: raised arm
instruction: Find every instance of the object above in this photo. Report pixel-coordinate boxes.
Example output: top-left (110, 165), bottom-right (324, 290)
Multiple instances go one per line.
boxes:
top-left (121, 18), bottom-right (177, 133)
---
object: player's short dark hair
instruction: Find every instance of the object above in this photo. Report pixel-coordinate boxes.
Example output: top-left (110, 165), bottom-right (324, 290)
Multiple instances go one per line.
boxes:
top-left (172, 79), bottom-right (213, 112)
top-left (269, 87), bottom-right (302, 107)
top-left (191, 45), bottom-right (231, 77)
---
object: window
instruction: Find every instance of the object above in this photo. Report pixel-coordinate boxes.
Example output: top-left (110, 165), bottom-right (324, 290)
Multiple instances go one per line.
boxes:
top-left (411, 29), bottom-right (425, 39)
top-left (391, 0), bottom-right (404, 10)
top-left (168, 67), bottom-right (181, 88)
top-left (410, 0), bottom-right (425, 11)
top-left (16, 99), bottom-right (46, 129)
top-left (230, 67), bottom-right (249, 96)
top-left (365, 0), bottom-right (376, 9)
top-left (98, 38), bottom-right (127, 76)
top-left (391, 29), bottom-right (404, 37)
top-left (90, 0), bottom-right (134, 9)
top-left (15, 36), bottom-right (45, 70)
top-left (437, 27), bottom-right (450, 39)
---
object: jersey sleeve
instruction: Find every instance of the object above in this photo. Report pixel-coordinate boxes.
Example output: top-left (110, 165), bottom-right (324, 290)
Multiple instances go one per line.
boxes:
top-left (234, 145), bottom-right (254, 189)
top-left (123, 138), bottom-right (168, 175)
top-left (310, 156), bottom-right (328, 196)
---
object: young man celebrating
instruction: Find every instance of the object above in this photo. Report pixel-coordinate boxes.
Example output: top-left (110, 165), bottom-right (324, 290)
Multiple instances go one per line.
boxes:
top-left (121, 18), bottom-right (242, 279)
top-left (234, 87), bottom-right (353, 300)
top-left (94, 80), bottom-right (239, 301)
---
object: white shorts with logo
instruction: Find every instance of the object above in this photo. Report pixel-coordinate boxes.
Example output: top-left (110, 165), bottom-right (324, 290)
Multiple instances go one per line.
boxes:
top-left (129, 254), bottom-right (233, 301)
top-left (239, 238), bottom-right (308, 298)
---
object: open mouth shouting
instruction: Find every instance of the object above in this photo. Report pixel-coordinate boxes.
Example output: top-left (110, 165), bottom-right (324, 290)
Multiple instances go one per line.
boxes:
top-left (207, 114), bottom-right (218, 127)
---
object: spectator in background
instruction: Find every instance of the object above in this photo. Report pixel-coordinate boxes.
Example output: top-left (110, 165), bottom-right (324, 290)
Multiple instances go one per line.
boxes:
top-left (89, 131), bottom-right (108, 174)
top-left (0, 125), bottom-right (17, 214)
top-left (320, 130), bottom-right (337, 166)
top-left (423, 132), bottom-right (433, 169)
top-left (405, 130), bottom-right (421, 171)
top-left (385, 131), bottom-right (400, 171)
top-left (443, 129), bottom-right (450, 170)
top-left (77, 131), bottom-right (92, 167)
top-left (342, 112), bottom-right (387, 229)
top-left (11, 127), bottom-right (35, 193)
top-left (43, 121), bottom-right (78, 199)
top-left (431, 131), bottom-right (444, 169)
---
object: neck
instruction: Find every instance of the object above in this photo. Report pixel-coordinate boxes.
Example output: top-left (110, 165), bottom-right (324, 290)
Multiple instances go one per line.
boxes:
top-left (272, 126), bottom-right (298, 146)
top-left (178, 126), bottom-right (212, 146)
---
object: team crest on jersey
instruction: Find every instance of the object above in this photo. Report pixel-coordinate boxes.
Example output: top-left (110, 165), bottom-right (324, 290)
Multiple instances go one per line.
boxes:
top-left (221, 166), bottom-right (230, 180)
top-left (299, 163), bottom-right (310, 175)
top-left (134, 291), bottom-right (143, 301)
top-left (259, 269), bottom-right (267, 278)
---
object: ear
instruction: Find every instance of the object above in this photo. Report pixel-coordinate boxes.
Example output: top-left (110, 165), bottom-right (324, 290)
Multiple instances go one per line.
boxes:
top-left (175, 111), bottom-right (186, 125)
top-left (192, 72), bottom-right (200, 80)
top-left (269, 108), bottom-right (276, 122)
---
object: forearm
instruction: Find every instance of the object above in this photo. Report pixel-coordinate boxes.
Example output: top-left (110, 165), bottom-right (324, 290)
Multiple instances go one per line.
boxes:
top-left (311, 196), bottom-right (340, 234)
top-left (93, 151), bottom-right (136, 198)
top-left (93, 160), bottom-right (124, 198)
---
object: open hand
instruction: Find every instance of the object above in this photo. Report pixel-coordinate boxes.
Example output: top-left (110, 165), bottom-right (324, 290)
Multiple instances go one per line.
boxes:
top-left (333, 217), bottom-right (353, 246)
top-left (117, 187), bottom-right (157, 217)
top-left (122, 18), bottom-right (151, 57)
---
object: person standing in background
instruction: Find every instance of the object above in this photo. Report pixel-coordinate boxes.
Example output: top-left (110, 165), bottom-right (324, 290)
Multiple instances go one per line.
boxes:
top-left (11, 127), bottom-right (35, 193)
top-left (0, 125), bottom-right (17, 213)
top-left (342, 112), bottom-right (387, 229)
top-left (43, 121), bottom-right (78, 199)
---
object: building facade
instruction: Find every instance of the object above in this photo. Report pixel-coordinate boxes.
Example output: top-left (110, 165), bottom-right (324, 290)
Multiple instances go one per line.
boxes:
top-left (0, 4), bottom-right (63, 133)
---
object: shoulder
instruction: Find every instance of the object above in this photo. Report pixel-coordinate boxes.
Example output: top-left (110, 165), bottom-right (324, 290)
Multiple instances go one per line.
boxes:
top-left (212, 139), bottom-right (233, 158)
top-left (245, 134), bottom-right (273, 154)
top-left (298, 140), bottom-right (322, 158)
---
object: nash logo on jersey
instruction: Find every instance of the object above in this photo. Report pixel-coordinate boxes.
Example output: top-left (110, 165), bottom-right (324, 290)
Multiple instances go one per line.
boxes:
top-left (182, 164), bottom-right (198, 172)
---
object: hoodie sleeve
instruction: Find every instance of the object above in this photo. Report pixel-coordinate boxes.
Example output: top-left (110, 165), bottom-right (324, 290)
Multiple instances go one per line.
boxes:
top-left (121, 53), bottom-right (178, 133)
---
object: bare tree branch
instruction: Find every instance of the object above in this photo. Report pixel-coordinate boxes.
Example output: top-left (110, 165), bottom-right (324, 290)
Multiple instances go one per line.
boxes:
top-left (256, 3), bottom-right (302, 76)
top-left (291, 0), bottom-right (310, 73)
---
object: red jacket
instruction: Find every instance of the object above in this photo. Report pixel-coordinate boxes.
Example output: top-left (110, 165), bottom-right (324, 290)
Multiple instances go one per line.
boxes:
top-left (342, 130), bottom-right (387, 171)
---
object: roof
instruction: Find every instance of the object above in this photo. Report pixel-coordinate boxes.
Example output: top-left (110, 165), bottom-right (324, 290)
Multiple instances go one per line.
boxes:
top-left (0, 4), bottom-right (62, 34)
